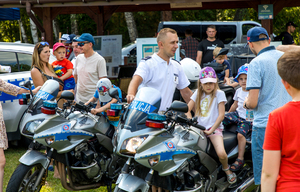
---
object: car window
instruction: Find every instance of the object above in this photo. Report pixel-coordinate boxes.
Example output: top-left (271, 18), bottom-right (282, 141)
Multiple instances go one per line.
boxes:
top-left (17, 53), bottom-right (32, 71)
top-left (162, 24), bottom-right (201, 41)
top-left (201, 25), bottom-right (237, 44)
top-left (241, 24), bottom-right (258, 43)
top-left (0, 51), bottom-right (18, 73)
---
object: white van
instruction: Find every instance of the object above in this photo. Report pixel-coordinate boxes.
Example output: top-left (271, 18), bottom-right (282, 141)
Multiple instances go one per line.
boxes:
top-left (157, 21), bottom-right (261, 45)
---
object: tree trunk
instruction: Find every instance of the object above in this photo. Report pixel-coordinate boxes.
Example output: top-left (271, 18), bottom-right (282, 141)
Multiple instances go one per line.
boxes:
top-left (234, 9), bottom-right (247, 21)
top-left (19, 19), bottom-right (28, 43)
top-left (53, 18), bottom-right (60, 41)
top-left (30, 14), bottom-right (39, 44)
top-left (70, 14), bottom-right (78, 35)
top-left (161, 11), bottom-right (172, 21)
top-left (124, 12), bottom-right (138, 42)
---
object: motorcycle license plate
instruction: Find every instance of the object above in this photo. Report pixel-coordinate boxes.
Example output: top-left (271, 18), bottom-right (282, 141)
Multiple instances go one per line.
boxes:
top-left (116, 173), bottom-right (123, 184)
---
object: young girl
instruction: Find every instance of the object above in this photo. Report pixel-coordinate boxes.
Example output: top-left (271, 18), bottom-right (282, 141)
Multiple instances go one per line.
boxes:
top-left (186, 67), bottom-right (237, 184)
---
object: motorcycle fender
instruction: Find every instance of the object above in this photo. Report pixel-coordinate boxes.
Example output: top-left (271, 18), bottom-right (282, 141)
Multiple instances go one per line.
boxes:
top-left (116, 173), bottom-right (149, 192)
top-left (19, 150), bottom-right (50, 169)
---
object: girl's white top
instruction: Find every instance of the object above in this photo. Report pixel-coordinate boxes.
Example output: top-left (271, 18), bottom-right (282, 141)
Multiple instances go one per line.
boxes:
top-left (191, 89), bottom-right (227, 130)
top-left (234, 87), bottom-right (249, 119)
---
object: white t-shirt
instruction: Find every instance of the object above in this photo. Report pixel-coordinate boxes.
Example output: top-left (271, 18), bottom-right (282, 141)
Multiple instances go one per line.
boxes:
top-left (74, 52), bottom-right (107, 103)
top-left (191, 89), bottom-right (227, 130)
top-left (233, 87), bottom-right (249, 119)
top-left (134, 53), bottom-right (190, 111)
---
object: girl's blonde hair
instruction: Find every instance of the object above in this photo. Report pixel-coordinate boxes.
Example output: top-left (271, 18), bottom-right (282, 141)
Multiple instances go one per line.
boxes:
top-left (31, 42), bottom-right (54, 74)
top-left (195, 79), bottom-right (220, 116)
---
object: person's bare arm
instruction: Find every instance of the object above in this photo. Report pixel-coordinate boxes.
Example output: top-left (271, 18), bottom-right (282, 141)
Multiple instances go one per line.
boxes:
top-left (99, 76), bottom-right (107, 80)
top-left (74, 74), bottom-right (77, 84)
top-left (60, 69), bottom-right (73, 81)
top-left (180, 87), bottom-right (193, 104)
top-left (276, 45), bottom-right (299, 52)
top-left (185, 99), bottom-right (195, 119)
top-left (18, 86), bottom-right (41, 94)
top-left (261, 150), bottom-right (281, 192)
top-left (225, 69), bottom-right (229, 79)
top-left (85, 97), bottom-right (97, 105)
top-left (243, 89), bottom-right (259, 109)
top-left (31, 68), bottom-right (45, 88)
top-left (91, 98), bottom-right (118, 115)
top-left (126, 75), bottom-right (143, 103)
top-left (224, 77), bottom-right (239, 87)
top-left (196, 51), bottom-right (203, 65)
top-left (228, 100), bottom-right (238, 113)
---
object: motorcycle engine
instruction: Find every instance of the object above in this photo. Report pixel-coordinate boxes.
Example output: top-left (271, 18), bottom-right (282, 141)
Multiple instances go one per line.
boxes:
top-left (175, 157), bottom-right (204, 190)
top-left (70, 140), bottom-right (111, 181)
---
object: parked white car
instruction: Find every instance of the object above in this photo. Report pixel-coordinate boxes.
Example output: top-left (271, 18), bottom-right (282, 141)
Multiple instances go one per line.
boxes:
top-left (0, 42), bottom-right (56, 145)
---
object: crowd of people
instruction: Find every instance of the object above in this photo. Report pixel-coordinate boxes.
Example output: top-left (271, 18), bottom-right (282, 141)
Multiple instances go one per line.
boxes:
top-left (0, 22), bottom-right (299, 191)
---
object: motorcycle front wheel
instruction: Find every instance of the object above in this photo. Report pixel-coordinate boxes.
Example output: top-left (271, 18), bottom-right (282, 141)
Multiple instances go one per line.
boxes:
top-left (6, 163), bottom-right (45, 192)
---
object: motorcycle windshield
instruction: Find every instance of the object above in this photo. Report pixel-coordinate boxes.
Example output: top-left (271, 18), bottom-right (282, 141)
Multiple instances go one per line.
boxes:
top-left (28, 80), bottom-right (59, 112)
top-left (124, 87), bottom-right (161, 132)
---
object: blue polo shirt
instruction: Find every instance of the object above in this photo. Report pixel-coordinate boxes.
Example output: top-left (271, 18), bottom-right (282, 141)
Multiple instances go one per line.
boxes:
top-left (246, 46), bottom-right (291, 128)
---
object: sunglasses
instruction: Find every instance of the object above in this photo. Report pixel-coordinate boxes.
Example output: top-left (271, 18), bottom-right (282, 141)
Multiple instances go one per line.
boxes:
top-left (38, 41), bottom-right (49, 48)
top-left (78, 42), bottom-right (90, 47)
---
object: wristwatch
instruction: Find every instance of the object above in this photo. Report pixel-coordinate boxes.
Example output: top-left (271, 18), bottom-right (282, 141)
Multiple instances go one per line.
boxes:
top-left (244, 102), bottom-right (249, 109)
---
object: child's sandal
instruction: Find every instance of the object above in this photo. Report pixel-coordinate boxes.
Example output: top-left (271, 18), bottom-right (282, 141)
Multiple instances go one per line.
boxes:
top-left (222, 165), bottom-right (237, 184)
top-left (230, 158), bottom-right (244, 171)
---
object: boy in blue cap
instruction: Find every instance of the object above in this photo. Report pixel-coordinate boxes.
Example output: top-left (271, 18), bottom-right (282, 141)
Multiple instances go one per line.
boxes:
top-left (243, 26), bottom-right (291, 185)
top-left (223, 64), bottom-right (252, 172)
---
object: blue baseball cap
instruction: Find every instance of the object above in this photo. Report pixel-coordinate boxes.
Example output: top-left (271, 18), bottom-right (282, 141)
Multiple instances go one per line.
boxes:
top-left (234, 64), bottom-right (249, 82)
top-left (65, 34), bottom-right (76, 44)
top-left (75, 33), bottom-right (95, 45)
top-left (247, 27), bottom-right (269, 43)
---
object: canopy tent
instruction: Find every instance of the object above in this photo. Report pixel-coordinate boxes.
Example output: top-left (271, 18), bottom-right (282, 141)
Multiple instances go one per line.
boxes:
top-left (0, 8), bottom-right (20, 21)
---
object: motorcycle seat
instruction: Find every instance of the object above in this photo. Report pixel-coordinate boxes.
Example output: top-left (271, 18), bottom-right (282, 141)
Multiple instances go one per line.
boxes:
top-left (206, 130), bottom-right (238, 161)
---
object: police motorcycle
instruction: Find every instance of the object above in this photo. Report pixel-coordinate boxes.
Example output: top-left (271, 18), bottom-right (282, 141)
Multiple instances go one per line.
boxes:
top-left (6, 79), bottom-right (125, 192)
top-left (112, 86), bottom-right (257, 192)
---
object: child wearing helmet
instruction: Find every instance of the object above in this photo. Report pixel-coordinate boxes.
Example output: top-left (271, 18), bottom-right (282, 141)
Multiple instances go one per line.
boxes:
top-left (186, 67), bottom-right (237, 184)
top-left (85, 78), bottom-right (122, 115)
top-left (222, 64), bottom-right (252, 172)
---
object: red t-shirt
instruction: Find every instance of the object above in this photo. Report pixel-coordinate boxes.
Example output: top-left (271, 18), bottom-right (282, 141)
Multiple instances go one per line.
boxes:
top-left (264, 101), bottom-right (300, 191)
top-left (51, 58), bottom-right (74, 80)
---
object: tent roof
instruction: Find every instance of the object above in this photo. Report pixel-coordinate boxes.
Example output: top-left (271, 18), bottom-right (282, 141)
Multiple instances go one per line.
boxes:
top-left (0, 8), bottom-right (20, 21)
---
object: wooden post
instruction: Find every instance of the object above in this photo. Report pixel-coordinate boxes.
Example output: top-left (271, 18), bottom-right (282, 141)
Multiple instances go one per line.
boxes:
top-left (43, 7), bottom-right (54, 47)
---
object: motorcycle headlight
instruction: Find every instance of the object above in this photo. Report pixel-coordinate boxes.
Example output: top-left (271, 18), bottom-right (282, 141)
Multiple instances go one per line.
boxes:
top-left (120, 135), bottom-right (148, 156)
top-left (22, 119), bottom-right (45, 136)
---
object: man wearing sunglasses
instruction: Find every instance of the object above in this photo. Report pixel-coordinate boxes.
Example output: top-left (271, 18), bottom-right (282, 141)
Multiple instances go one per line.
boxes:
top-left (73, 33), bottom-right (107, 103)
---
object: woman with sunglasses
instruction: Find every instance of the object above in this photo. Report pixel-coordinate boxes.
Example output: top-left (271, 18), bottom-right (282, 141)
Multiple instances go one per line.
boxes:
top-left (31, 42), bottom-right (72, 106)
top-left (0, 73), bottom-right (41, 192)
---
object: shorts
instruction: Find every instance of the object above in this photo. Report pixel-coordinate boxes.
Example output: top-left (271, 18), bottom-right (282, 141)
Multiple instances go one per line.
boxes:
top-left (63, 77), bottom-right (75, 90)
top-left (223, 111), bottom-right (252, 138)
top-left (206, 127), bottom-right (223, 138)
top-left (251, 126), bottom-right (266, 185)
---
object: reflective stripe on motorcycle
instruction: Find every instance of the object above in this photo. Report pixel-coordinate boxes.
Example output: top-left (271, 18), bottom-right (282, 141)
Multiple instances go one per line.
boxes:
top-left (34, 131), bottom-right (94, 141)
top-left (136, 149), bottom-right (196, 162)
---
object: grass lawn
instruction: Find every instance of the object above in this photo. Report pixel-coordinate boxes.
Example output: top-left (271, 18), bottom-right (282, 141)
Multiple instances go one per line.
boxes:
top-left (4, 146), bottom-right (109, 192)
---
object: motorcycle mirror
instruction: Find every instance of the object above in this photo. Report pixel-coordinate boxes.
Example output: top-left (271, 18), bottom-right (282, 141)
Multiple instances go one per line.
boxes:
top-left (169, 101), bottom-right (188, 113)
top-left (109, 88), bottom-right (121, 102)
top-left (60, 91), bottom-right (74, 101)
top-left (20, 80), bottom-right (32, 89)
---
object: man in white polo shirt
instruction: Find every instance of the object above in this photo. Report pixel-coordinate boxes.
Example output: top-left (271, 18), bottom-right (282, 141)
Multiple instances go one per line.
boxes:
top-left (74, 33), bottom-right (107, 103)
top-left (127, 28), bottom-right (192, 112)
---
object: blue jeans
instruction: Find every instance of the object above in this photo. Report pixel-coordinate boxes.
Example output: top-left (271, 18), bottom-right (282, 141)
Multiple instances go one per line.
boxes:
top-left (251, 126), bottom-right (266, 185)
